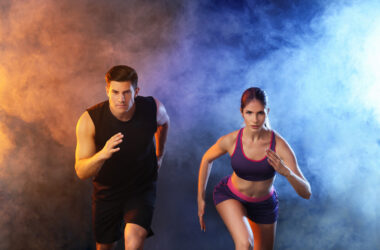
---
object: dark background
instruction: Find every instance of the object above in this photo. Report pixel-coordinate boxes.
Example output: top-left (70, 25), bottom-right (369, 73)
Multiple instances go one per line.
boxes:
top-left (0, 0), bottom-right (379, 249)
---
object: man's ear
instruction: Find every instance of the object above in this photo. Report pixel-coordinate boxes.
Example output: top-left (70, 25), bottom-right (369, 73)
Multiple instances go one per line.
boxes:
top-left (134, 87), bottom-right (140, 97)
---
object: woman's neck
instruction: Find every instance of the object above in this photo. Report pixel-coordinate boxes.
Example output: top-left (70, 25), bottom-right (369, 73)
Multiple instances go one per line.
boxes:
top-left (243, 127), bottom-right (268, 142)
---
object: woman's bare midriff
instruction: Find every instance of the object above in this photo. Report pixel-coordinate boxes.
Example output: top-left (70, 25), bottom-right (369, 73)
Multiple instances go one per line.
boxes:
top-left (230, 172), bottom-right (275, 198)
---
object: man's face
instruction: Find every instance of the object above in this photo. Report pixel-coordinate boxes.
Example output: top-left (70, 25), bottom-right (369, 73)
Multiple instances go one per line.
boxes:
top-left (106, 81), bottom-right (139, 114)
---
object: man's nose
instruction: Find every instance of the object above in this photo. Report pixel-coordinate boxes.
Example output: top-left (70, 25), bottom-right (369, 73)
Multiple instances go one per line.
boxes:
top-left (119, 95), bottom-right (125, 103)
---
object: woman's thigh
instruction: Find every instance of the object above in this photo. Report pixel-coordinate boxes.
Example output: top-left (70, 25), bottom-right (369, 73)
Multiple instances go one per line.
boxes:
top-left (216, 199), bottom-right (276, 250)
top-left (216, 199), bottom-right (254, 247)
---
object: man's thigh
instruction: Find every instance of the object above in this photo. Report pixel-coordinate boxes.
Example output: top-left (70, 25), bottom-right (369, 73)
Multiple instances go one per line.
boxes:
top-left (93, 199), bottom-right (124, 244)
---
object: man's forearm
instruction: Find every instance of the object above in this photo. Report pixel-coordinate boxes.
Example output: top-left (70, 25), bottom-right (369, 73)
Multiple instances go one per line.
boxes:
top-left (75, 151), bottom-right (107, 180)
top-left (155, 122), bottom-right (169, 157)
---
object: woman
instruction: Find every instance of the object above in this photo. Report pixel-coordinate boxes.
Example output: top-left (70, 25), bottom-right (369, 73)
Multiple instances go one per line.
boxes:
top-left (198, 87), bottom-right (311, 250)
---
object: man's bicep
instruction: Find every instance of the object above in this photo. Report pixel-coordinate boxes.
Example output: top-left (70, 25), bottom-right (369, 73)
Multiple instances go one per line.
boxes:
top-left (75, 112), bottom-right (96, 161)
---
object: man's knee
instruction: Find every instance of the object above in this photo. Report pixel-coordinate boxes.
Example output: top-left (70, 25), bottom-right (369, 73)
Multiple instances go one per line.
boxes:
top-left (124, 234), bottom-right (145, 250)
top-left (124, 224), bottom-right (147, 250)
top-left (125, 238), bottom-right (143, 250)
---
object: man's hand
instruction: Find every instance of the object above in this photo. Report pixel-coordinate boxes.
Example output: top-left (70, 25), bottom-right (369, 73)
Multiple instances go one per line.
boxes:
top-left (100, 132), bottom-right (124, 160)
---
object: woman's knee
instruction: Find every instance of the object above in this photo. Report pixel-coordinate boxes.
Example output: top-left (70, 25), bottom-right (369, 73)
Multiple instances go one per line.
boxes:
top-left (234, 237), bottom-right (253, 250)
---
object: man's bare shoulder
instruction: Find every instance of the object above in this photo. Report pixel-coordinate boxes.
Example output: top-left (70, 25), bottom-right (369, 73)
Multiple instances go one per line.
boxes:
top-left (76, 111), bottom-right (95, 136)
top-left (153, 97), bottom-right (169, 125)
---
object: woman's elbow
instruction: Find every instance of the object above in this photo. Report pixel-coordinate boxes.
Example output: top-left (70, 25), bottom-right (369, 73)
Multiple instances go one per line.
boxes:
top-left (302, 191), bottom-right (312, 200)
top-left (201, 155), bottom-right (213, 166)
top-left (301, 187), bottom-right (312, 200)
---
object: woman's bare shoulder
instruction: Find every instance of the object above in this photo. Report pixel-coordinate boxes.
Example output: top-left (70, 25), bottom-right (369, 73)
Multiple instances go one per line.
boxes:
top-left (272, 130), bottom-right (294, 154)
top-left (218, 129), bottom-right (240, 149)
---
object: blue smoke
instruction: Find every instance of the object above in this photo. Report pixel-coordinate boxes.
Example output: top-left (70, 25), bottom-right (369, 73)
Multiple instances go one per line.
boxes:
top-left (149, 1), bottom-right (380, 249)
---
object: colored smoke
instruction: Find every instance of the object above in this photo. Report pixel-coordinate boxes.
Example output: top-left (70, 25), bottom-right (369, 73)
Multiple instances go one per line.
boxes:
top-left (0, 0), bottom-right (379, 249)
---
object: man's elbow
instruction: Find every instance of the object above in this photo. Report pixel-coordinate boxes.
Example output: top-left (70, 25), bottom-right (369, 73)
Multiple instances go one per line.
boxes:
top-left (161, 119), bottom-right (170, 128)
top-left (157, 121), bottom-right (169, 132)
top-left (75, 163), bottom-right (88, 180)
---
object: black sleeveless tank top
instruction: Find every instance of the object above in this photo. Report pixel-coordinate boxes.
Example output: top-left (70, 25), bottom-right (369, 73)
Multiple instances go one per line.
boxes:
top-left (87, 96), bottom-right (158, 200)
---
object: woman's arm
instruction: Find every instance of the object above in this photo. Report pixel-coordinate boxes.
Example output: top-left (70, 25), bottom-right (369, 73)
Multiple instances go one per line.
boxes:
top-left (266, 135), bottom-right (312, 199)
top-left (197, 134), bottom-right (232, 231)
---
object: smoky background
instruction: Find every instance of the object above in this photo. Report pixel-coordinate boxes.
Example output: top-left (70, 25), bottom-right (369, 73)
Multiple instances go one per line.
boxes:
top-left (0, 0), bottom-right (379, 249)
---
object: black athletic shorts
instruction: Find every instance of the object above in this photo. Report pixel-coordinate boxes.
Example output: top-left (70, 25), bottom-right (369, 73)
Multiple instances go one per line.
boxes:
top-left (92, 183), bottom-right (156, 244)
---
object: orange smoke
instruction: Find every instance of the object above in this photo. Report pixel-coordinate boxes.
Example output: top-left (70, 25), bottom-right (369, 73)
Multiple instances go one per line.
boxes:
top-left (0, 123), bottom-right (14, 167)
top-left (0, 67), bottom-right (13, 167)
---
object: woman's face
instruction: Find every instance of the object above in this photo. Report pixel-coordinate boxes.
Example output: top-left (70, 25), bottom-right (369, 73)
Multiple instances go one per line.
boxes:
top-left (241, 99), bottom-right (268, 131)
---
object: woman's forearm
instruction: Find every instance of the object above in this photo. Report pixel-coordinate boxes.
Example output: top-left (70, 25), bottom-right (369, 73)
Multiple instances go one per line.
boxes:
top-left (286, 170), bottom-right (312, 199)
top-left (198, 158), bottom-right (213, 200)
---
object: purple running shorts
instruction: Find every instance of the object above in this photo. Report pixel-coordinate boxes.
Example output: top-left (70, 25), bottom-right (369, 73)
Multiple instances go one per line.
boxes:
top-left (213, 176), bottom-right (279, 224)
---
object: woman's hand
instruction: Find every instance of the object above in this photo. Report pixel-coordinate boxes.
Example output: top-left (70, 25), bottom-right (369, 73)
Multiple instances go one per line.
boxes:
top-left (266, 148), bottom-right (291, 177)
top-left (198, 198), bottom-right (206, 232)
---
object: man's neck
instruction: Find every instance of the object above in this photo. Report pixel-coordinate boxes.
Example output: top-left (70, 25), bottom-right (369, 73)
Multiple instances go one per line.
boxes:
top-left (109, 103), bottom-right (136, 122)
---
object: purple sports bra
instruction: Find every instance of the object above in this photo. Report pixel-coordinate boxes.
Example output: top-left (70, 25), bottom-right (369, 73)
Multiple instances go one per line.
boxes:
top-left (231, 128), bottom-right (276, 181)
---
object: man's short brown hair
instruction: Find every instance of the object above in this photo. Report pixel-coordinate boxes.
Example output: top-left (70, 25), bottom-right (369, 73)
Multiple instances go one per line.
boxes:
top-left (105, 65), bottom-right (138, 89)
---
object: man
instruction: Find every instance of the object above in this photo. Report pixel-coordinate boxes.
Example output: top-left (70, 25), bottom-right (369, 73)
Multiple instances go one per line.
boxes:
top-left (75, 65), bottom-right (169, 250)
